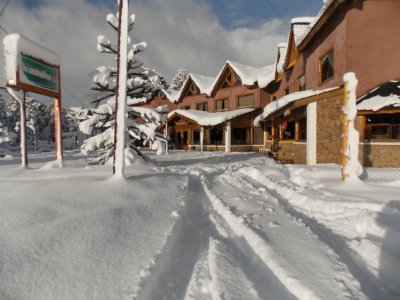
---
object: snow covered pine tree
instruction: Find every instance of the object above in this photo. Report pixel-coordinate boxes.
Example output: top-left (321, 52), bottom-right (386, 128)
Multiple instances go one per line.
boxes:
top-left (80, 7), bottom-right (167, 165)
top-left (170, 67), bottom-right (189, 91)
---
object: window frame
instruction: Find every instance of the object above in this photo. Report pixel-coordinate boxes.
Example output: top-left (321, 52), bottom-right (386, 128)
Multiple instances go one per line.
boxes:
top-left (298, 74), bottom-right (306, 91)
top-left (196, 102), bottom-right (208, 111)
top-left (215, 98), bottom-right (229, 111)
top-left (237, 93), bottom-right (255, 109)
top-left (318, 48), bottom-right (334, 85)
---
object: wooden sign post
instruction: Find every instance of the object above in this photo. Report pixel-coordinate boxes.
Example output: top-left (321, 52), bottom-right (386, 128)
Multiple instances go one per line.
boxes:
top-left (3, 34), bottom-right (63, 166)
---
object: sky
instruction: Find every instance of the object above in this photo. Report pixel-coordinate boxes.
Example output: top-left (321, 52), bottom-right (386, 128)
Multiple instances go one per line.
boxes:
top-left (0, 0), bottom-right (323, 107)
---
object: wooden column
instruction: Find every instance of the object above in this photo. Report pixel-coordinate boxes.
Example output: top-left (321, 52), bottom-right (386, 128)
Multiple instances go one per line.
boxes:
top-left (263, 122), bottom-right (267, 145)
top-left (20, 92), bottom-right (28, 167)
top-left (200, 126), bottom-right (204, 152)
top-left (225, 121), bottom-right (231, 153)
top-left (358, 115), bottom-right (366, 142)
top-left (295, 121), bottom-right (300, 141)
top-left (341, 81), bottom-right (349, 180)
top-left (54, 97), bottom-right (63, 162)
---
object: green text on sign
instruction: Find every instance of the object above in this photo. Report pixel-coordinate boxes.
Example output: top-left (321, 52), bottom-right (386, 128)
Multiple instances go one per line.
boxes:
top-left (20, 53), bottom-right (59, 92)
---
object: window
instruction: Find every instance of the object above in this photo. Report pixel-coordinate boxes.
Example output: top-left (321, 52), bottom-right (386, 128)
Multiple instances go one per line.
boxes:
top-left (300, 117), bottom-right (307, 140)
top-left (272, 96), bottom-right (277, 101)
top-left (232, 128), bottom-right (247, 144)
top-left (216, 99), bottom-right (228, 111)
top-left (237, 94), bottom-right (254, 108)
top-left (181, 106), bottom-right (190, 110)
top-left (193, 130), bottom-right (200, 144)
top-left (298, 74), bottom-right (306, 91)
top-left (319, 49), bottom-right (334, 83)
top-left (210, 128), bottom-right (223, 145)
top-left (365, 113), bottom-right (400, 140)
top-left (282, 120), bottom-right (295, 140)
top-left (196, 102), bottom-right (208, 111)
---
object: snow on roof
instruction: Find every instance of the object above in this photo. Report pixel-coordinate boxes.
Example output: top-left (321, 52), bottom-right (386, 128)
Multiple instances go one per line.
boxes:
top-left (275, 43), bottom-right (288, 76)
top-left (357, 81), bottom-right (400, 111)
top-left (258, 87), bottom-right (339, 121)
top-left (291, 17), bottom-right (316, 47)
top-left (297, 0), bottom-right (349, 48)
top-left (227, 61), bottom-right (275, 88)
top-left (208, 61), bottom-right (275, 93)
top-left (3, 34), bottom-right (60, 86)
top-left (169, 108), bottom-right (255, 127)
top-left (190, 73), bottom-right (215, 95)
top-left (357, 94), bottom-right (400, 111)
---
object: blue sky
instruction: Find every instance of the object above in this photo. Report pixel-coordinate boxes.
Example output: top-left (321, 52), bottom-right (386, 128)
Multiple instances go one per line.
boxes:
top-left (3, 0), bottom-right (325, 106)
top-left (83, 0), bottom-right (322, 29)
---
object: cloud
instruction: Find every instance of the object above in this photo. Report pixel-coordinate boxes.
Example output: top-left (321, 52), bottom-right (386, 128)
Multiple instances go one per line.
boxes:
top-left (0, 0), bottom-right (288, 107)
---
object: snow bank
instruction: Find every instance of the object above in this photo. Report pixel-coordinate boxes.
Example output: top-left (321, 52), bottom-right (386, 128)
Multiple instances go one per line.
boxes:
top-left (0, 159), bottom-right (187, 299)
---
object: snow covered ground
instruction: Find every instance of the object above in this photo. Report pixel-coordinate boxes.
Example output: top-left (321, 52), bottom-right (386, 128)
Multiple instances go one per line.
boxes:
top-left (0, 150), bottom-right (399, 299)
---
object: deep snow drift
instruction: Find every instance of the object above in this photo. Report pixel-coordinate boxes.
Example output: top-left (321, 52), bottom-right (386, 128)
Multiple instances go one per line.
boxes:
top-left (0, 150), bottom-right (399, 299)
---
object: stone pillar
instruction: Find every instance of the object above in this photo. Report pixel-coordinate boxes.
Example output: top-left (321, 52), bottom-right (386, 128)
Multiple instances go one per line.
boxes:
top-left (225, 121), bottom-right (231, 153)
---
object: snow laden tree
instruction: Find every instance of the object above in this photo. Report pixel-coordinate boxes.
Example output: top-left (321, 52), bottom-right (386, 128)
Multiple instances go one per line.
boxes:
top-left (80, 6), bottom-right (167, 166)
top-left (170, 67), bottom-right (189, 91)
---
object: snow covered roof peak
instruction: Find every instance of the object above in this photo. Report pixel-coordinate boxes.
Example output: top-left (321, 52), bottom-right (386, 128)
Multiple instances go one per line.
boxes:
top-left (291, 17), bottom-right (316, 25)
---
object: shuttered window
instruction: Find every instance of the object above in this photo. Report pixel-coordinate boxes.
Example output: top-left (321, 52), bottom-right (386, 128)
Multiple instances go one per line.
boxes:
top-left (237, 94), bottom-right (254, 108)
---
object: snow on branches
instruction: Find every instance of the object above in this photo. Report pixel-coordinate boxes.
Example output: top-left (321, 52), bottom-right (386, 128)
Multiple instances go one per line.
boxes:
top-left (170, 67), bottom-right (189, 91)
top-left (81, 7), bottom-right (167, 165)
top-left (80, 98), bottom-right (167, 165)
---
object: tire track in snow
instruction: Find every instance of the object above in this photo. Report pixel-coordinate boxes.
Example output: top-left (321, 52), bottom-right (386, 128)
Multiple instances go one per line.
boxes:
top-left (137, 173), bottom-right (295, 300)
top-left (240, 166), bottom-right (392, 300)
top-left (201, 171), bottom-right (367, 300)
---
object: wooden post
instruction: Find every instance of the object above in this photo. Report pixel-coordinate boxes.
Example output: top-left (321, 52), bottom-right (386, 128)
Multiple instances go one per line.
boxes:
top-left (54, 97), bottom-right (63, 162)
top-left (20, 92), bottom-right (28, 167)
top-left (200, 126), bottom-right (204, 152)
top-left (225, 121), bottom-right (231, 153)
top-left (250, 118), bottom-right (254, 145)
top-left (295, 121), bottom-right (300, 141)
top-left (341, 81), bottom-right (349, 180)
top-left (263, 121), bottom-right (267, 145)
top-left (164, 121), bottom-right (169, 155)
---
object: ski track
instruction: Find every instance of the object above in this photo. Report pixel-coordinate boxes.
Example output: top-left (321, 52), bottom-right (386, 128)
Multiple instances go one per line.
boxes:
top-left (137, 173), bottom-right (295, 300)
top-left (137, 157), bottom-right (369, 300)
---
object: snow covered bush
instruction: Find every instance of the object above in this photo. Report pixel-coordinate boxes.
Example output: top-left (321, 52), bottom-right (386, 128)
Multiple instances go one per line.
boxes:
top-left (0, 122), bottom-right (17, 145)
top-left (80, 9), bottom-right (167, 165)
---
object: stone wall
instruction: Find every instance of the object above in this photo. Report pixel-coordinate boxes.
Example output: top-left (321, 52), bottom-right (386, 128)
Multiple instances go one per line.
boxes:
top-left (317, 95), bottom-right (344, 164)
top-left (359, 143), bottom-right (400, 168)
top-left (190, 145), bottom-right (264, 152)
top-left (258, 142), bottom-right (306, 164)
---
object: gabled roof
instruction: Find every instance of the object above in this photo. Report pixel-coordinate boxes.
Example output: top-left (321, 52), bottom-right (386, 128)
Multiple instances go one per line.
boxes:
top-left (167, 108), bottom-right (255, 127)
top-left (298, 0), bottom-right (351, 50)
top-left (274, 43), bottom-right (288, 80)
top-left (283, 17), bottom-right (315, 70)
top-left (179, 73), bottom-right (215, 100)
top-left (210, 61), bottom-right (275, 96)
top-left (357, 81), bottom-right (400, 111)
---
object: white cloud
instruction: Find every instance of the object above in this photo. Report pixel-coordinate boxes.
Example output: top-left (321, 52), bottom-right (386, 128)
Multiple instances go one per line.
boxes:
top-left (0, 0), bottom-right (287, 107)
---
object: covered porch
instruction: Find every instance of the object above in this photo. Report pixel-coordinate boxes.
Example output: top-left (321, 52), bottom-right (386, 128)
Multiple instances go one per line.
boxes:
top-left (159, 108), bottom-right (264, 152)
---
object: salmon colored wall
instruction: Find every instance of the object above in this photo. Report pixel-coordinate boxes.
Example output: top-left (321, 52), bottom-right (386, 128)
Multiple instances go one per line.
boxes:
top-left (346, 0), bottom-right (400, 96)
top-left (270, 0), bottom-right (400, 99)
